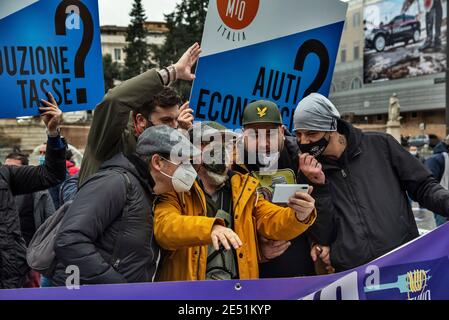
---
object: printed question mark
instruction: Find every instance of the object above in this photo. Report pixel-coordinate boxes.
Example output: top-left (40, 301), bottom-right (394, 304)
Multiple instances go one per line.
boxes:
top-left (294, 39), bottom-right (330, 99)
top-left (288, 39), bottom-right (330, 130)
top-left (55, 0), bottom-right (93, 104)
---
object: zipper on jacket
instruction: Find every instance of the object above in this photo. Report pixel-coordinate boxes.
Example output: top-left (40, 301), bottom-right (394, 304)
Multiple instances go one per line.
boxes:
top-left (113, 259), bottom-right (121, 269)
top-left (192, 186), bottom-right (206, 280)
top-left (194, 186), bottom-right (207, 216)
top-left (341, 166), bottom-right (375, 259)
top-left (233, 176), bottom-right (249, 213)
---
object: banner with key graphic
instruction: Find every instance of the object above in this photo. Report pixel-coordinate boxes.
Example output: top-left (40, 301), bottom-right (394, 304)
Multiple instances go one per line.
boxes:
top-left (2, 222), bottom-right (449, 300)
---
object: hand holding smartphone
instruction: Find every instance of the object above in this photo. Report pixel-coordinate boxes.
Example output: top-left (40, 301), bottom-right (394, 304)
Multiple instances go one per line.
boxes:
top-left (271, 184), bottom-right (309, 204)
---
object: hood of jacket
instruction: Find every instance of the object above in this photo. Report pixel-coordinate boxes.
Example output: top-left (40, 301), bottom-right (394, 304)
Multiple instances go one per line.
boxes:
top-left (320, 119), bottom-right (363, 169)
top-left (99, 153), bottom-right (153, 193)
top-left (433, 141), bottom-right (448, 154)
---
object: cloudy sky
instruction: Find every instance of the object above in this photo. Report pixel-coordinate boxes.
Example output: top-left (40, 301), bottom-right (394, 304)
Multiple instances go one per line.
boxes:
top-left (98, 0), bottom-right (180, 26)
top-left (97, 0), bottom-right (350, 26)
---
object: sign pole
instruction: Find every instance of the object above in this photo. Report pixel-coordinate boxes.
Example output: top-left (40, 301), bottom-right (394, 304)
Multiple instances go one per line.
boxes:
top-left (444, 0), bottom-right (449, 135)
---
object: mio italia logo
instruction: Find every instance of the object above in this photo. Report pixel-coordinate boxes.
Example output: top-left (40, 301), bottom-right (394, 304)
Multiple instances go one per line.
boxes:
top-left (216, 0), bottom-right (260, 42)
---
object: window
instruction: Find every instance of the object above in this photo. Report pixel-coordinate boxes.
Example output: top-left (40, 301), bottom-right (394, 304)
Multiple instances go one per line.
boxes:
top-left (393, 16), bottom-right (403, 25)
top-left (376, 114), bottom-right (383, 121)
top-left (353, 12), bottom-right (361, 27)
top-left (341, 81), bottom-right (347, 91)
top-left (353, 42), bottom-right (360, 60)
top-left (341, 48), bottom-right (346, 63)
top-left (411, 112), bottom-right (418, 118)
top-left (114, 48), bottom-right (121, 61)
top-left (351, 78), bottom-right (362, 90)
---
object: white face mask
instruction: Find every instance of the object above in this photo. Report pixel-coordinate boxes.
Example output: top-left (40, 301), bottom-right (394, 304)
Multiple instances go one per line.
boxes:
top-left (160, 158), bottom-right (197, 193)
top-left (410, 151), bottom-right (418, 156)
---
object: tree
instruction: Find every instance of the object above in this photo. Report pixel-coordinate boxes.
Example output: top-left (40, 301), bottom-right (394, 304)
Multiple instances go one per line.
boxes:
top-left (152, 0), bottom-right (208, 100)
top-left (123, 0), bottom-right (152, 79)
top-left (102, 54), bottom-right (122, 93)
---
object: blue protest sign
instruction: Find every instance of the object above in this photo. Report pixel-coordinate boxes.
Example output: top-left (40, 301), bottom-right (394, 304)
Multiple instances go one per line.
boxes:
top-left (0, 0), bottom-right (104, 118)
top-left (190, 0), bottom-right (348, 131)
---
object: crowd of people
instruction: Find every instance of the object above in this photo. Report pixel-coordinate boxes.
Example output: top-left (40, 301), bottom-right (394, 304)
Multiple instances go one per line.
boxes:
top-left (1, 43), bottom-right (449, 289)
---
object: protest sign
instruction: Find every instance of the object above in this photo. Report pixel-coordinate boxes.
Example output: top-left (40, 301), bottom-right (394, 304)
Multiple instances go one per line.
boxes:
top-left (0, 0), bottom-right (104, 118)
top-left (190, 0), bottom-right (347, 130)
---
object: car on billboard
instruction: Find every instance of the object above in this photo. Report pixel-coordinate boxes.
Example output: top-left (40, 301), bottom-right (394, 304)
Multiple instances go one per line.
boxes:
top-left (408, 134), bottom-right (439, 148)
top-left (365, 14), bottom-right (421, 52)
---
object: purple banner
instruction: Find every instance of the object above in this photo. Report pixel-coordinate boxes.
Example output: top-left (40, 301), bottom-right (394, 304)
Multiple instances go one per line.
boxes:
top-left (1, 223), bottom-right (449, 300)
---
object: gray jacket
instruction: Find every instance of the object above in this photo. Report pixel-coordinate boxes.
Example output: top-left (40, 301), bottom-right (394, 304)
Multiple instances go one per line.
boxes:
top-left (33, 190), bottom-right (56, 228)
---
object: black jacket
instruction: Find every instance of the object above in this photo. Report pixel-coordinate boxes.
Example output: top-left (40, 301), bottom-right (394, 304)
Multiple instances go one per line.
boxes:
top-left (15, 190), bottom-right (55, 245)
top-left (425, 153), bottom-right (446, 182)
top-left (234, 136), bottom-right (315, 278)
top-left (52, 153), bottom-right (159, 285)
top-left (311, 120), bottom-right (449, 271)
top-left (433, 141), bottom-right (448, 154)
top-left (0, 142), bottom-right (66, 289)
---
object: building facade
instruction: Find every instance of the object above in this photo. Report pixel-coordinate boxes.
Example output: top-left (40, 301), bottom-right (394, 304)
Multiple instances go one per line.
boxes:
top-left (100, 21), bottom-right (168, 65)
top-left (330, 0), bottom-right (447, 139)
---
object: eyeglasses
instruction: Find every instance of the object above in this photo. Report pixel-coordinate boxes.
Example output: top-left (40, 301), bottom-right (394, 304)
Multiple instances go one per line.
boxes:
top-left (160, 156), bottom-right (185, 167)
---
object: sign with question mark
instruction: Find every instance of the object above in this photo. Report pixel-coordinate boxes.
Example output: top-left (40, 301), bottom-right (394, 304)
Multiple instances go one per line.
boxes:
top-left (0, 0), bottom-right (104, 118)
top-left (190, 0), bottom-right (347, 131)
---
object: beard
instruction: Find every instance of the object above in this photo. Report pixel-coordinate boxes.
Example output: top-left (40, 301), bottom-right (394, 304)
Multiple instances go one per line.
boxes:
top-left (258, 151), bottom-right (280, 166)
top-left (204, 168), bottom-right (229, 186)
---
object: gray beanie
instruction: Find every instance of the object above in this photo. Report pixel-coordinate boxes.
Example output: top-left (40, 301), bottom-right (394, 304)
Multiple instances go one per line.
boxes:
top-left (293, 93), bottom-right (341, 132)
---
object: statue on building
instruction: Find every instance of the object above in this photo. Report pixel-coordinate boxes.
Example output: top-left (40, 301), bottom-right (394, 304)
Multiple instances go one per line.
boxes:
top-left (388, 93), bottom-right (402, 123)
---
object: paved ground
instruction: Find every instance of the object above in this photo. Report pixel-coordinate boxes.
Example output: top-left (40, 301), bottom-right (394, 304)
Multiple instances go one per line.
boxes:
top-left (412, 202), bottom-right (438, 235)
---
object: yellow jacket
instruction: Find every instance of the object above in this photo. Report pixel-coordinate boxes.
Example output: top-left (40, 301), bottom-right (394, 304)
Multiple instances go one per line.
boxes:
top-left (154, 172), bottom-right (316, 282)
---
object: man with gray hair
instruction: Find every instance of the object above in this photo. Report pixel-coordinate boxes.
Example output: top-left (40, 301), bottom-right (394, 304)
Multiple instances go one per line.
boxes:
top-left (51, 125), bottom-right (200, 285)
top-left (293, 93), bottom-right (449, 272)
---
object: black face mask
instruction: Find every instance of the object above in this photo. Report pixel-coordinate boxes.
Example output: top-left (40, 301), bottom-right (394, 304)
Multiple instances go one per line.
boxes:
top-left (298, 134), bottom-right (330, 158)
top-left (204, 162), bottom-right (227, 175)
top-left (203, 145), bottom-right (228, 175)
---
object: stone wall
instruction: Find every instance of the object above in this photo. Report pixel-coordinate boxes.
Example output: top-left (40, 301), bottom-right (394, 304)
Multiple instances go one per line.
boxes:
top-left (60, 125), bottom-right (90, 152)
top-left (0, 119), bottom-right (91, 162)
top-left (0, 119), bottom-right (47, 160)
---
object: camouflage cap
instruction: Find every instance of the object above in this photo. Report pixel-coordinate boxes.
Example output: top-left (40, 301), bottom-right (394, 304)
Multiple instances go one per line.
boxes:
top-left (188, 121), bottom-right (238, 143)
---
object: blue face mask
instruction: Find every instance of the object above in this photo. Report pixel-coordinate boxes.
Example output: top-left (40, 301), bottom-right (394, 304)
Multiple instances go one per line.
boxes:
top-left (38, 155), bottom-right (45, 165)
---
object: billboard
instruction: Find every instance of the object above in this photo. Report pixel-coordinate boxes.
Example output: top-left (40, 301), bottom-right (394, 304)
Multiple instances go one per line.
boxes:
top-left (363, 0), bottom-right (447, 83)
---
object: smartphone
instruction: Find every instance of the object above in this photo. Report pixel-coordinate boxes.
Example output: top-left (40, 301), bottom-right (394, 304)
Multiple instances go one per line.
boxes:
top-left (38, 92), bottom-right (51, 114)
top-left (271, 184), bottom-right (309, 204)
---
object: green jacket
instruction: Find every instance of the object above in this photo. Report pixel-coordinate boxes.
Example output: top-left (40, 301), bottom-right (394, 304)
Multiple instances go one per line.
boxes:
top-left (79, 69), bottom-right (164, 185)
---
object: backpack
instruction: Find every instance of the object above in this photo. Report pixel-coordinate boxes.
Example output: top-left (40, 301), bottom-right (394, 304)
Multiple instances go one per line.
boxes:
top-left (26, 169), bottom-right (131, 277)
